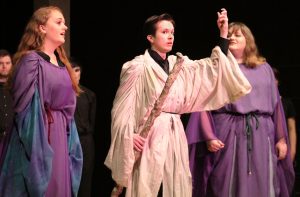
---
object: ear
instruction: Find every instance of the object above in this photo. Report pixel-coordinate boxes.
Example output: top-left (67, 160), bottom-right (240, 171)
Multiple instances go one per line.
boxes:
top-left (147, 35), bottom-right (154, 44)
top-left (39, 25), bottom-right (46, 33)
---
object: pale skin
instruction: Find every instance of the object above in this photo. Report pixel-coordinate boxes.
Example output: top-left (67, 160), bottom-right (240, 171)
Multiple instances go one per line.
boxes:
top-left (287, 118), bottom-right (297, 162)
top-left (39, 10), bottom-right (67, 66)
top-left (207, 27), bottom-right (288, 160)
top-left (73, 66), bottom-right (81, 85)
top-left (0, 55), bottom-right (12, 83)
top-left (133, 8), bottom-right (229, 152)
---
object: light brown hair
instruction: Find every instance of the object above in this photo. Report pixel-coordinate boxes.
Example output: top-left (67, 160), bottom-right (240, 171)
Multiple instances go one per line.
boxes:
top-left (10, 6), bottom-right (81, 94)
top-left (229, 22), bottom-right (266, 68)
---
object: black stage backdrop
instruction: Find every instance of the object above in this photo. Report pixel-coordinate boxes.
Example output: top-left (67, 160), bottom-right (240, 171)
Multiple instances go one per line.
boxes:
top-left (1, 0), bottom-right (300, 196)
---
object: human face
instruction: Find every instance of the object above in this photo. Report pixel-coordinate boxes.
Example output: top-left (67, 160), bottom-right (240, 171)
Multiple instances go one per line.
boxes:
top-left (0, 55), bottom-right (12, 80)
top-left (228, 29), bottom-right (246, 58)
top-left (40, 10), bottom-right (68, 48)
top-left (148, 20), bottom-right (174, 56)
top-left (73, 66), bottom-right (81, 85)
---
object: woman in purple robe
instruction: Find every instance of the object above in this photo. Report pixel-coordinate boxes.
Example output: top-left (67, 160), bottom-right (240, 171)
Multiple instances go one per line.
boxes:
top-left (0, 6), bottom-right (83, 197)
top-left (186, 22), bottom-right (295, 197)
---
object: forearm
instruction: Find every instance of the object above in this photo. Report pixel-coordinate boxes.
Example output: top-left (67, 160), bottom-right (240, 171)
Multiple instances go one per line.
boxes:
top-left (288, 118), bottom-right (297, 161)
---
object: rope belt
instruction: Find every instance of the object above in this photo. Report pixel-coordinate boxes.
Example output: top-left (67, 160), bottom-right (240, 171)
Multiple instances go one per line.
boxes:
top-left (245, 113), bottom-right (259, 175)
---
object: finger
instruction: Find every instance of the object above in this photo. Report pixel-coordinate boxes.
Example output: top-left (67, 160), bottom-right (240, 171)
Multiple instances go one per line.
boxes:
top-left (220, 8), bottom-right (227, 14)
top-left (134, 144), bottom-right (142, 152)
top-left (135, 142), bottom-right (144, 152)
top-left (278, 150), bottom-right (286, 160)
top-left (208, 146), bottom-right (216, 152)
top-left (136, 139), bottom-right (145, 147)
top-left (278, 152), bottom-right (284, 160)
top-left (216, 140), bottom-right (225, 147)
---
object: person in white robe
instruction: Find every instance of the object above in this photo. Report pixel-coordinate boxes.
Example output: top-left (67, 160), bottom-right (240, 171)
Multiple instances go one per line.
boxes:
top-left (105, 8), bottom-right (252, 197)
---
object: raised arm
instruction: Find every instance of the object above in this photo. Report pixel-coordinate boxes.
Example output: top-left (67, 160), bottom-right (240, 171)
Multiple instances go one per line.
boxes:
top-left (217, 8), bottom-right (228, 39)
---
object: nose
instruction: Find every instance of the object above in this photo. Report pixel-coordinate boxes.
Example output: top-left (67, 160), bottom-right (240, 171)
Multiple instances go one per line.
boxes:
top-left (228, 35), bottom-right (235, 41)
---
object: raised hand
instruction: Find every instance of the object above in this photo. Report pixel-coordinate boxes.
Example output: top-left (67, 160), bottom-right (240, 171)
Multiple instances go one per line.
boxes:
top-left (217, 8), bottom-right (228, 38)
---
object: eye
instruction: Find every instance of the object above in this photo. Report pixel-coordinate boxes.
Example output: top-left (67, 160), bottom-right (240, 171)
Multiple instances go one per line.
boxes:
top-left (56, 19), bottom-right (65, 25)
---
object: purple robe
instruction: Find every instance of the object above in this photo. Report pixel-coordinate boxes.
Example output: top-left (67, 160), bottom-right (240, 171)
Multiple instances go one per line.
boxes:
top-left (186, 63), bottom-right (295, 197)
top-left (0, 51), bottom-right (83, 196)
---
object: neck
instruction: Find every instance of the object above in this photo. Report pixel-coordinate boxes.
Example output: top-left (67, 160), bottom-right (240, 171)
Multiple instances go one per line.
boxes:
top-left (42, 49), bottom-right (56, 57)
top-left (42, 47), bottom-right (59, 66)
top-left (231, 51), bottom-right (244, 64)
top-left (42, 41), bottom-right (58, 56)
top-left (151, 48), bottom-right (167, 60)
top-left (236, 57), bottom-right (244, 64)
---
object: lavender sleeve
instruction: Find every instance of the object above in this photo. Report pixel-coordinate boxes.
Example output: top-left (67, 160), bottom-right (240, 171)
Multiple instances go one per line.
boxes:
top-left (186, 111), bottom-right (217, 145)
top-left (272, 91), bottom-right (288, 142)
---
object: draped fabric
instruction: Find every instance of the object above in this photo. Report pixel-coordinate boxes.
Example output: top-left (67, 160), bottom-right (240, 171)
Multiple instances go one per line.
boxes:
top-left (187, 63), bottom-right (295, 197)
top-left (105, 47), bottom-right (251, 197)
top-left (0, 51), bottom-right (83, 197)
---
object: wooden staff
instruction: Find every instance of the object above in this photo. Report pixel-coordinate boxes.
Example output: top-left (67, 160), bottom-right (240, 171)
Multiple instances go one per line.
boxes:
top-left (111, 52), bottom-right (184, 197)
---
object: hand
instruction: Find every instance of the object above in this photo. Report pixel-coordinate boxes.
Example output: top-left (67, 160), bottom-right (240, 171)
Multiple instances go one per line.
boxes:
top-left (276, 138), bottom-right (287, 160)
top-left (206, 139), bottom-right (225, 152)
top-left (217, 8), bottom-right (228, 38)
top-left (133, 133), bottom-right (146, 152)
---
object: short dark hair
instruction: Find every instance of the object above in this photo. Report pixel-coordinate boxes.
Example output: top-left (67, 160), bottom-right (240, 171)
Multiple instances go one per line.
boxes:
top-left (69, 57), bottom-right (82, 70)
top-left (0, 49), bottom-right (11, 58)
top-left (143, 13), bottom-right (175, 37)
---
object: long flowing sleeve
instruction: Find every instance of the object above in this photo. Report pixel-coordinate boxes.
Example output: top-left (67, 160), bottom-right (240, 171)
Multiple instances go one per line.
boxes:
top-left (186, 111), bottom-right (217, 144)
top-left (271, 89), bottom-right (295, 196)
top-left (272, 91), bottom-right (288, 141)
top-left (0, 53), bottom-right (54, 196)
top-left (104, 57), bottom-right (145, 187)
top-left (170, 46), bottom-right (251, 113)
top-left (11, 53), bottom-right (41, 112)
top-left (0, 89), bottom-right (53, 196)
top-left (68, 119), bottom-right (83, 196)
top-left (185, 111), bottom-right (217, 196)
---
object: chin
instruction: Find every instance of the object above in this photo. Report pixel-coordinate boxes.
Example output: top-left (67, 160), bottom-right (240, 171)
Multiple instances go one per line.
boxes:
top-left (59, 38), bottom-right (65, 44)
top-left (165, 48), bottom-right (172, 53)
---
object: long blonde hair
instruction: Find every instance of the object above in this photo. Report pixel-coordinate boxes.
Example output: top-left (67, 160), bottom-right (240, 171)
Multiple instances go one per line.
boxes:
top-left (10, 6), bottom-right (81, 94)
top-left (229, 22), bottom-right (266, 68)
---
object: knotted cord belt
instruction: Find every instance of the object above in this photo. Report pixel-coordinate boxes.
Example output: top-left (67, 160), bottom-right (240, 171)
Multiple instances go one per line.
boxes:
top-left (245, 113), bottom-right (259, 175)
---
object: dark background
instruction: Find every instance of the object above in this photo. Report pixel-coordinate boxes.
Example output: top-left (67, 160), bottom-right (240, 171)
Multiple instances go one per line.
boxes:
top-left (1, 0), bottom-right (300, 196)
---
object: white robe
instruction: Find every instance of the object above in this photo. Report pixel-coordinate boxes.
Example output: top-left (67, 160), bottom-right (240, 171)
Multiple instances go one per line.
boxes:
top-left (105, 47), bottom-right (252, 197)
